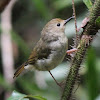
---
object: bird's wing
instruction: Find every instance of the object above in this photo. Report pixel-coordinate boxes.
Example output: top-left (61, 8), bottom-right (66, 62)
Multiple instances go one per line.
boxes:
top-left (27, 39), bottom-right (51, 65)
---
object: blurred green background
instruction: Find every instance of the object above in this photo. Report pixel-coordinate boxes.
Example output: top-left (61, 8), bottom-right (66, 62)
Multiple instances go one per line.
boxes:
top-left (0, 0), bottom-right (100, 100)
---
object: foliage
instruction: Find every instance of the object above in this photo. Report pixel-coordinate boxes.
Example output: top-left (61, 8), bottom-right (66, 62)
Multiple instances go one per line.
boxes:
top-left (96, 16), bottom-right (100, 28)
top-left (8, 91), bottom-right (29, 100)
top-left (8, 91), bottom-right (47, 100)
top-left (86, 48), bottom-right (99, 100)
top-left (83, 0), bottom-right (93, 9)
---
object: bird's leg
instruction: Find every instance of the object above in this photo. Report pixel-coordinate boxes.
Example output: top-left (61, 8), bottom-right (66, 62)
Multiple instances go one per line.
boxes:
top-left (66, 48), bottom-right (77, 55)
top-left (48, 71), bottom-right (62, 88)
top-left (66, 35), bottom-right (92, 56)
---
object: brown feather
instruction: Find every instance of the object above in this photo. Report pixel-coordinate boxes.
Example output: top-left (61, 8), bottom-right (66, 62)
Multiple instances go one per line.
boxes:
top-left (13, 39), bottom-right (51, 78)
top-left (13, 63), bottom-right (26, 78)
top-left (27, 39), bottom-right (51, 64)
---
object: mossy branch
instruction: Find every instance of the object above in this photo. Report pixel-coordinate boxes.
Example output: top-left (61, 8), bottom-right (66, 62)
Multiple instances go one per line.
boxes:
top-left (61, 0), bottom-right (100, 100)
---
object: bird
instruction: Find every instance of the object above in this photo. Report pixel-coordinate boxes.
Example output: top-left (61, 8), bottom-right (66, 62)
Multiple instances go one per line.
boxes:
top-left (13, 17), bottom-right (74, 85)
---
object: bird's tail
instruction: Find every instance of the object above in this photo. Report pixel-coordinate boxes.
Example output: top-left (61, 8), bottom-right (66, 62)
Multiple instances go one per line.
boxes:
top-left (13, 63), bottom-right (26, 78)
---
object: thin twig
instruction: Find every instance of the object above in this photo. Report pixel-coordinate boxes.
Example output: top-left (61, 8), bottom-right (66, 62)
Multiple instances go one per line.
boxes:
top-left (72, 0), bottom-right (77, 33)
top-left (72, 0), bottom-right (78, 47)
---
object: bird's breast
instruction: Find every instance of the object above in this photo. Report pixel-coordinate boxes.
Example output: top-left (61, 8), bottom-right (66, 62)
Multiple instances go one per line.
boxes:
top-left (34, 35), bottom-right (68, 71)
top-left (49, 34), bottom-right (68, 50)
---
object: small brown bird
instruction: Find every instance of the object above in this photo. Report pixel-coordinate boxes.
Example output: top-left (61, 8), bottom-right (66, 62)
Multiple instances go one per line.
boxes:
top-left (14, 17), bottom-right (74, 85)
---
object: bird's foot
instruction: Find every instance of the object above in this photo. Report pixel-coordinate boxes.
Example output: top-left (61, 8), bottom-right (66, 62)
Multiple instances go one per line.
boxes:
top-left (66, 48), bottom-right (77, 56)
top-left (81, 35), bottom-right (93, 47)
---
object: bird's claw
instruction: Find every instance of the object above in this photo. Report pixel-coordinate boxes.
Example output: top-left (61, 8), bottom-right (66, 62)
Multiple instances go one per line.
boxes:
top-left (82, 35), bottom-right (93, 47)
top-left (67, 48), bottom-right (77, 55)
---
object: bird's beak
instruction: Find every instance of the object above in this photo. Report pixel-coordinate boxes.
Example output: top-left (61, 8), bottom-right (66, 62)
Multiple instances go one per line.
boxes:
top-left (64, 16), bottom-right (74, 25)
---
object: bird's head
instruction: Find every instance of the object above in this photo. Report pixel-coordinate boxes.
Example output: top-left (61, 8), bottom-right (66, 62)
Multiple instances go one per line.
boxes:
top-left (42, 16), bottom-right (74, 34)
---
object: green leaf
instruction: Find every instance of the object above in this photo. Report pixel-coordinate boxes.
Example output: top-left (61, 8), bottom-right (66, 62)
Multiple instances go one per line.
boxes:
top-left (95, 16), bottom-right (100, 28)
top-left (8, 91), bottom-right (47, 100)
top-left (7, 91), bottom-right (29, 100)
top-left (25, 95), bottom-right (47, 100)
top-left (86, 48), bottom-right (98, 100)
top-left (83, 0), bottom-right (93, 9)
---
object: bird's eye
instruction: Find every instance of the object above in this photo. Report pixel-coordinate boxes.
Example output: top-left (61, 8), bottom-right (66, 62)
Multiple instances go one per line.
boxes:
top-left (57, 23), bottom-right (60, 27)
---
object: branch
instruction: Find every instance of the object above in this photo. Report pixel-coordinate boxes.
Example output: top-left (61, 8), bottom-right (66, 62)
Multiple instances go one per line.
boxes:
top-left (61, 0), bottom-right (100, 100)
